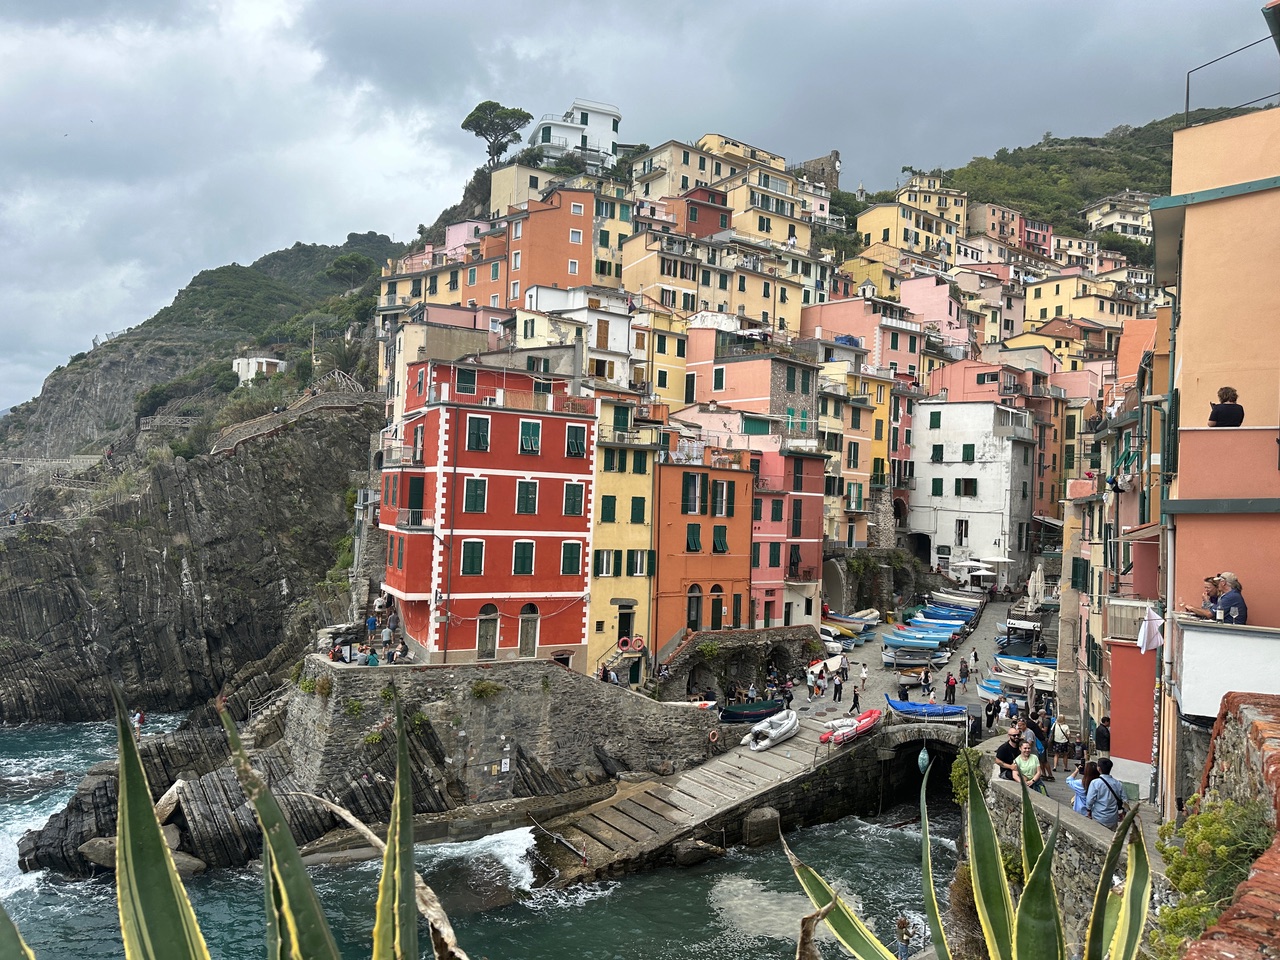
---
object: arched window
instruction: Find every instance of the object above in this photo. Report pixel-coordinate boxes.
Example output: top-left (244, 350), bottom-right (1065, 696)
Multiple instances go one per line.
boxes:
top-left (477, 603), bottom-right (499, 661)
top-left (518, 603), bottom-right (539, 658)
top-left (686, 585), bottom-right (703, 633)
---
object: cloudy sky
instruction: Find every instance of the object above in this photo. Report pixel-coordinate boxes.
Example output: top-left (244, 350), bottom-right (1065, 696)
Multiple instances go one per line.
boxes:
top-left (0, 0), bottom-right (1274, 411)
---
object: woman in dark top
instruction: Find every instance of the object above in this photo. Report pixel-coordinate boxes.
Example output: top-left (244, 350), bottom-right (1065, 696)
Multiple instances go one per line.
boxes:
top-left (1208, 386), bottom-right (1244, 427)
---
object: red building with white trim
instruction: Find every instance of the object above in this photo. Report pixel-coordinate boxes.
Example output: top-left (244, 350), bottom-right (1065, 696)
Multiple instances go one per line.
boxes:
top-left (380, 360), bottom-right (596, 668)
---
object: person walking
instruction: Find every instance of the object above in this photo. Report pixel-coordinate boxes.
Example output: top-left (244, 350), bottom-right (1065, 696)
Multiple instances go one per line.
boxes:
top-left (958, 657), bottom-right (970, 694)
top-left (920, 667), bottom-right (932, 697)
top-left (832, 671), bottom-right (843, 703)
top-left (985, 696), bottom-right (1001, 730)
top-left (839, 653), bottom-right (850, 681)
top-left (365, 614), bottom-right (378, 642)
top-left (846, 686), bottom-right (861, 715)
top-left (1094, 716), bottom-right (1112, 759)
top-left (860, 662), bottom-right (869, 691)
top-left (944, 672), bottom-right (958, 704)
top-left (1050, 716), bottom-right (1071, 774)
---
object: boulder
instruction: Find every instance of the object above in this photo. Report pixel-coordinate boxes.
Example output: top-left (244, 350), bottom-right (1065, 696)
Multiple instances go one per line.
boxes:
top-left (673, 838), bottom-right (726, 867)
top-left (77, 837), bottom-right (116, 870)
top-left (161, 824), bottom-right (181, 850)
top-left (170, 851), bottom-right (207, 878)
top-left (155, 779), bottom-right (185, 824)
top-left (742, 806), bottom-right (781, 847)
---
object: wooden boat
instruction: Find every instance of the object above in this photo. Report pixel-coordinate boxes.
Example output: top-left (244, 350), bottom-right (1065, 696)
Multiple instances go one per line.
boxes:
top-left (821, 619), bottom-right (865, 637)
top-left (819, 708), bottom-right (883, 745)
top-left (896, 666), bottom-right (928, 687)
top-left (883, 694), bottom-right (969, 722)
top-left (883, 634), bottom-right (946, 650)
top-left (740, 709), bottom-right (799, 751)
top-left (993, 656), bottom-right (1055, 686)
top-left (718, 699), bottom-right (783, 724)
top-left (881, 648), bottom-right (951, 669)
top-left (826, 611), bottom-right (879, 628)
top-left (931, 590), bottom-right (985, 609)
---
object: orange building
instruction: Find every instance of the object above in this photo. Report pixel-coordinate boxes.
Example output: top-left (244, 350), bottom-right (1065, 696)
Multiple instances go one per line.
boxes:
top-left (651, 446), bottom-right (754, 650)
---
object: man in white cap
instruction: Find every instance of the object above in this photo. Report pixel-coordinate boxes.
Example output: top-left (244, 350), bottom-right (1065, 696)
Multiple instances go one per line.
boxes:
top-left (1215, 573), bottom-right (1247, 625)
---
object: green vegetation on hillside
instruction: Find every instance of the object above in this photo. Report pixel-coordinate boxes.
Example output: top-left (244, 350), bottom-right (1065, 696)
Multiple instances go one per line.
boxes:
top-left (148, 266), bottom-right (310, 335)
top-left (934, 108), bottom-right (1258, 236)
top-left (250, 231), bottom-right (402, 300)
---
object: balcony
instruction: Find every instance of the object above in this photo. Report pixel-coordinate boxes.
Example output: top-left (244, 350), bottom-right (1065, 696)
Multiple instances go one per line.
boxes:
top-left (381, 294), bottom-right (413, 308)
top-left (892, 382), bottom-right (927, 399)
top-left (999, 382), bottom-right (1026, 396)
top-left (893, 475), bottom-right (917, 490)
top-left (1175, 616), bottom-right (1280, 715)
top-left (1172, 426), bottom-right (1280, 501)
top-left (754, 473), bottom-right (784, 492)
top-left (395, 509), bottom-right (433, 531)
top-left (785, 566), bottom-right (819, 584)
top-left (994, 421), bottom-right (1034, 442)
top-left (427, 384), bottom-right (596, 416)
top-left (635, 402), bottom-right (669, 424)
top-left (870, 473), bottom-right (889, 489)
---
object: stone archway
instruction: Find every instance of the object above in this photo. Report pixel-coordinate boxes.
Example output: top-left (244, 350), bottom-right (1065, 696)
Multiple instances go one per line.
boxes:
top-left (822, 559), bottom-right (847, 613)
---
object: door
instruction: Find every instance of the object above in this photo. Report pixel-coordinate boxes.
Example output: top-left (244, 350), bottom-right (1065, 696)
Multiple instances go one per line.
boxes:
top-left (618, 609), bottom-right (635, 644)
top-left (686, 586), bottom-right (702, 632)
top-left (710, 587), bottom-right (723, 630)
top-left (407, 476), bottom-right (425, 525)
top-left (518, 603), bottom-right (538, 658)
top-left (477, 604), bottom-right (498, 660)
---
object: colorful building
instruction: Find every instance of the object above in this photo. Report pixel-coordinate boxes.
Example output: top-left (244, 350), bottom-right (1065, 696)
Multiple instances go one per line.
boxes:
top-left (379, 361), bottom-right (596, 670)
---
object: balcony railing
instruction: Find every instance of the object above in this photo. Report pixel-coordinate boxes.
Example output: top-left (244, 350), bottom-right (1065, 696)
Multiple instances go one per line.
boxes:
top-left (999, 383), bottom-right (1026, 396)
top-left (785, 566), bottom-right (819, 583)
top-left (426, 383), bottom-right (596, 416)
top-left (892, 382), bottom-right (927, 399)
top-left (395, 509), bottom-right (433, 531)
top-left (870, 473), bottom-right (889, 489)
top-left (893, 475), bottom-right (917, 490)
top-left (993, 422), bottom-right (1034, 442)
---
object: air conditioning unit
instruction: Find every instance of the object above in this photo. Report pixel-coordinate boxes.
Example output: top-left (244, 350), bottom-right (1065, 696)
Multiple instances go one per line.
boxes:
top-left (482, 396), bottom-right (500, 407)
top-left (737, 304), bottom-right (746, 316)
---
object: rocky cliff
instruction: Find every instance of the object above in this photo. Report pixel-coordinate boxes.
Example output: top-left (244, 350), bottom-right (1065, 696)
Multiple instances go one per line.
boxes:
top-left (0, 404), bottom-right (382, 724)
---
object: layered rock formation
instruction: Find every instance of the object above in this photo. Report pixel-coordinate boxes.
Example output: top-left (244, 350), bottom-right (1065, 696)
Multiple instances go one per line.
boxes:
top-left (0, 405), bottom-right (382, 724)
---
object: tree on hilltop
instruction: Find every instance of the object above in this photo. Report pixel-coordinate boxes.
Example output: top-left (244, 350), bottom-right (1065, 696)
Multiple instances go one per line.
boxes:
top-left (461, 100), bottom-right (532, 168)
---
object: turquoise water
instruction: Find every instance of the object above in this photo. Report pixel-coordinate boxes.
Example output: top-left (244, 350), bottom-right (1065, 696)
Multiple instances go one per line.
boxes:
top-left (1, 721), bottom-right (958, 959)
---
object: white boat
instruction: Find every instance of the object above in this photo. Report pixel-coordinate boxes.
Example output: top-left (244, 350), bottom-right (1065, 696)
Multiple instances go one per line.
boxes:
top-left (993, 656), bottom-right (1055, 687)
top-left (740, 709), bottom-right (799, 752)
top-left (932, 590), bottom-right (984, 609)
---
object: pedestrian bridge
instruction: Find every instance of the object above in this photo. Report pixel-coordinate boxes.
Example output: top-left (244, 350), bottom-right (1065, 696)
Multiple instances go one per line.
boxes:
top-left (535, 712), bottom-right (966, 885)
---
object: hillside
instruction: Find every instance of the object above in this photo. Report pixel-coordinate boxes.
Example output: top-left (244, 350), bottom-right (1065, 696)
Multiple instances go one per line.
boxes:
top-left (0, 232), bottom-right (402, 467)
top-left (937, 107), bottom-right (1259, 236)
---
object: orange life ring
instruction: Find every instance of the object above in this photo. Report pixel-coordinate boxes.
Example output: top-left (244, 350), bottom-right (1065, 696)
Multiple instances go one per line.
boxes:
top-left (708, 729), bottom-right (719, 744)
top-left (618, 636), bottom-right (631, 651)
top-left (631, 636), bottom-right (645, 651)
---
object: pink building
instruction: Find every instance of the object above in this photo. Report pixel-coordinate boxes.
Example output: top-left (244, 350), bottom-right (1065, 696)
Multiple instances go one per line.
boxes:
top-left (800, 292), bottom-right (923, 378)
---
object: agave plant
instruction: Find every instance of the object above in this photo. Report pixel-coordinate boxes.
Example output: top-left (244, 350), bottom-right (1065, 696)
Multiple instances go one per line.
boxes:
top-left (786, 757), bottom-right (1152, 960)
top-left (0, 686), bottom-right (467, 960)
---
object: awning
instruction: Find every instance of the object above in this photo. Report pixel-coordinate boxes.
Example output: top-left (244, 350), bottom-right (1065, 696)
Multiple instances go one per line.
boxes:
top-left (1119, 521), bottom-right (1161, 542)
top-left (1032, 514), bottom-right (1064, 527)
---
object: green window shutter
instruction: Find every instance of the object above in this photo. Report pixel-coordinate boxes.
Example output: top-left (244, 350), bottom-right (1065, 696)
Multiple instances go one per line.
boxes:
top-left (647, 549), bottom-right (656, 577)
top-left (593, 550), bottom-right (604, 577)
top-left (890, 332), bottom-right (899, 349)
top-left (931, 477), bottom-right (943, 497)
top-left (725, 481), bottom-right (735, 516)
top-left (601, 495), bottom-right (616, 522)
top-left (613, 405), bottom-right (630, 429)
top-left (604, 448), bottom-right (616, 471)
top-left (467, 418), bottom-right (489, 451)
top-left (630, 496), bottom-right (645, 523)
top-left (564, 483), bottom-right (583, 516)
top-left (613, 549), bottom-right (622, 574)
top-left (513, 542), bottom-right (534, 574)
top-left (931, 444), bottom-right (943, 462)
top-left (753, 497), bottom-right (762, 520)
top-left (516, 481), bottom-right (537, 514)
top-left (461, 542), bottom-right (483, 575)
top-left (682, 471), bottom-right (696, 513)
top-left (686, 523), bottom-right (702, 552)
top-left (700, 472), bottom-right (710, 514)
top-left (752, 542), bottom-right (760, 567)
top-left (713, 525), bottom-right (728, 553)
top-left (954, 478), bottom-right (962, 496)
top-left (769, 542), bottom-right (781, 566)
top-left (786, 366), bottom-right (796, 391)
top-left (713, 367), bottom-right (725, 390)
top-left (632, 450), bottom-right (647, 474)
top-left (971, 479), bottom-right (978, 495)
top-left (616, 449), bottom-right (628, 472)
top-left (962, 443), bottom-right (975, 462)
top-left (929, 410), bottom-right (941, 428)
top-left (561, 542), bottom-right (580, 575)
top-left (771, 499), bottom-right (783, 522)
top-left (801, 370), bottom-right (811, 394)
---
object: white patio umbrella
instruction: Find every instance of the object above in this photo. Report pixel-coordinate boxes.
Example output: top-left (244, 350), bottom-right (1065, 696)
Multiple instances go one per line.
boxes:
top-left (1028, 564), bottom-right (1046, 606)
top-left (980, 556), bottom-right (1013, 565)
top-left (970, 568), bottom-right (998, 578)
top-left (951, 560), bottom-right (987, 570)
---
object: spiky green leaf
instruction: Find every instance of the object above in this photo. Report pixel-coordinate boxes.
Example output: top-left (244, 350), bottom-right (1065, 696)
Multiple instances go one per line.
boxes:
top-left (0, 900), bottom-right (36, 960)
top-left (263, 843), bottom-right (286, 960)
top-left (113, 686), bottom-right (212, 960)
top-left (965, 757), bottom-right (1015, 960)
top-left (1018, 778), bottom-right (1045, 881)
top-left (1108, 815), bottom-right (1153, 960)
top-left (372, 698), bottom-right (418, 960)
top-left (782, 835), bottom-right (898, 960)
top-left (1083, 804), bottom-right (1143, 960)
top-left (217, 704), bottom-right (341, 960)
top-left (1013, 818), bottom-right (1066, 960)
top-left (919, 762), bottom-right (950, 960)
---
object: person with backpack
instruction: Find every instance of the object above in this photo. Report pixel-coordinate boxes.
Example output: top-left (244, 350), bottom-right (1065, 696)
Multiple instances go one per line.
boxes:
top-left (958, 658), bottom-right (970, 694)
top-left (1050, 716), bottom-right (1072, 774)
top-left (1084, 758), bottom-right (1127, 829)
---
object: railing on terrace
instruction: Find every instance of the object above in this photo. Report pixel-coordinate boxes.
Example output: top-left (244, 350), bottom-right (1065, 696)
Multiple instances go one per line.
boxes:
top-left (999, 383), bottom-right (1026, 396)
top-left (785, 566), bottom-right (819, 583)
top-left (426, 383), bottom-right (595, 416)
top-left (870, 473), bottom-right (889, 489)
top-left (382, 295), bottom-right (413, 308)
top-left (395, 509), bottom-right (433, 531)
top-left (893, 476), bottom-right (917, 490)
top-left (892, 382), bottom-right (927, 399)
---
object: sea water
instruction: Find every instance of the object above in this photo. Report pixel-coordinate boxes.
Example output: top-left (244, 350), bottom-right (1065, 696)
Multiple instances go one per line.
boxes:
top-left (1, 720), bottom-right (959, 959)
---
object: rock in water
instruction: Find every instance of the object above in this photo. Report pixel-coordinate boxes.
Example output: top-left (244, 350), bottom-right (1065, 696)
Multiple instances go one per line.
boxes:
top-left (742, 806), bottom-right (781, 846)
top-left (673, 839), bottom-right (726, 867)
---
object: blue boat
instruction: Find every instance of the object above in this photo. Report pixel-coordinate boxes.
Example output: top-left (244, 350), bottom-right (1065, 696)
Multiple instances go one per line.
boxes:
top-left (916, 611), bottom-right (969, 623)
top-left (921, 604), bottom-right (975, 619)
top-left (994, 653), bottom-right (1057, 668)
top-left (905, 619), bottom-right (961, 632)
top-left (883, 694), bottom-right (970, 721)
top-left (883, 634), bottom-right (946, 650)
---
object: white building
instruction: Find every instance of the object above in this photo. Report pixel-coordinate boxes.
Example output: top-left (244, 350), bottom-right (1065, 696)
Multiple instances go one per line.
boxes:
top-left (233, 356), bottom-right (288, 385)
top-left (1079, 190), bottom-right (1156, 244)
top-left (907, 399), bottom-right (1036, 586)
top-left (528, 98), bottom-right (622, 172)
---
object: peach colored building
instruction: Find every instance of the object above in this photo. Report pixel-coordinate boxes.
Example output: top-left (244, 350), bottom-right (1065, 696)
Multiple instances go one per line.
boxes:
top-left (1150, 107), bottom-right (1280, 817)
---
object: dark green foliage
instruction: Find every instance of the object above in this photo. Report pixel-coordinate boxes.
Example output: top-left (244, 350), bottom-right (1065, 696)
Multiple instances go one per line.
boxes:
top-left (507, 145), bottom-right (545, 168)
top-left (420, 167), bottom-right (493, 245)
top-left (461, 100), bottom-right (533, 167)
top-left (1093, 231), bottom-right (1155, 266)
top-left (544, 151), bottom-right (588, 178)
top-left (323, 253), bottom-right (379, 287)
top-left (250, 231), bottom-right (403, 301)
top-left (148, 266), bottom-right (309, 335)
top-left (941, 108), bottom-right (1257, 235)
top-left (135, 360), bottom-right (239, 419)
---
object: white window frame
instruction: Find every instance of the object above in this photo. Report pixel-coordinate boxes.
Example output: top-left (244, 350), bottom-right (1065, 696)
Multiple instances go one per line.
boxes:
top-left (569, 229), bottom-right (583, 244)
top-left (571, 202), bottom-right (584, 216)
top-left (568, 259), bottom-right (579, 275)
top-left (460, 538), bottom-right (485, 576)
top-left (512, 220), bottom-right (523, 239)
top-left (512, 251), bottom-right (521, 270)
top-left (510, 280), bottom-right (520, 300)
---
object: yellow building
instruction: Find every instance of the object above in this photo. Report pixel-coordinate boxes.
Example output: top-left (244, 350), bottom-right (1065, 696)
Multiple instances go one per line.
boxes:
top-left (897, 174), bottom-right (967, 229)
top-left (1023, 275), bottom-right (1140, 330)
top-left (856, 202), bottom-right (958, 267)
top-left (586, 394), bottom-right (664, 682)
top-left (718, 165), bottom-right (813, 252)
top-left (630, 303), bottom-right (688, 407)
top-left (1000, 329), bottom-right (1083, 370)
top-left (630, 139), bottom-right (741, 200)
top-left (696, 133), bottom-right (786, 171)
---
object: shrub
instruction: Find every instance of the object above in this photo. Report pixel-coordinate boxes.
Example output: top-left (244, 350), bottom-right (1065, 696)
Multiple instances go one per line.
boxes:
top-left (950, 746), bottom-right (988, 807)
top-left (315, 675), bottom-right (333, 698)
top-left (695, 640), bottom-right (720, 660)
top-left (288, 661), bottom-right (303, 683)
top-left (380, 684), bottom-right (396, 704)
top-left (470, 679), bottom-right (503, 700)
top-left (342, 699), bottom-right (364, 717)
top-left (363, 731), bottom-right (383, 745)
top-left (297, 678), bottom-right (316, 694)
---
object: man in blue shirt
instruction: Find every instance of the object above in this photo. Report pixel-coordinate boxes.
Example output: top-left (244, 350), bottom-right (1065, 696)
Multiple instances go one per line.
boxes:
top-left (1215, 573), bottom-right (1247, 625)
top-left (1084, 758), bottom-right (1126, 829)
